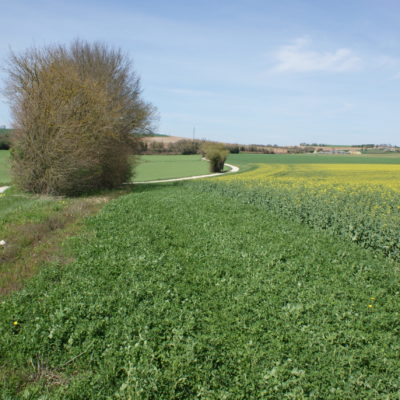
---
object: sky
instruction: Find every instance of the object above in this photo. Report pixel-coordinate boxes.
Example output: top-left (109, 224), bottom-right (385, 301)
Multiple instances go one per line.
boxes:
top-left (1, 0), bottom-right (400, 145)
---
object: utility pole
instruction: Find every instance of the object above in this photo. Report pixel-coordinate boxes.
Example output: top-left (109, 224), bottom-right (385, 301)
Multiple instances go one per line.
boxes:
top-left (192, 126), bottom-right (196, 142)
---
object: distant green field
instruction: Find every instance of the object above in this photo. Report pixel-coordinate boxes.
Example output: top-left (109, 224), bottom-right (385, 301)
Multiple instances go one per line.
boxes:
top-left (134, 154), bottom-right (211, 181)
top-left (0, 151), bottom-right (11, 185)
top-left (228, 152), bottom-right (400, 168)
top-left (362, 149), bottom-right (396, 154)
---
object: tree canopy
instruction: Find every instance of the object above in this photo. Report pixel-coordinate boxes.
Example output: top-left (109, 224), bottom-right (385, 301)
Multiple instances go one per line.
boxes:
top-left (4, 40), bottom-right (155, 195)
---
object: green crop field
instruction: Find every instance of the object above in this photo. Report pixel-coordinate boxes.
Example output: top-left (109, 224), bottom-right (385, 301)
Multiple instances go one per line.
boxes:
top-left (0, 150), bottom-right (11, 185)
top-left (134, 155), bottom-right (212, 181)
top-left (227, 152), bottom-right (400, 168)
top-left (2, 183), bottom-right (399, 399)
top-left (1, 152), bottom-right (400, 398)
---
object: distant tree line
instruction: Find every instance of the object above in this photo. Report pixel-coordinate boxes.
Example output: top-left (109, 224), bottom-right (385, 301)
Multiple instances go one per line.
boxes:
top-left (139, 140), bottom-right (318, 155)
top-left (139, 139), bottom-right (202, 155)
top-left (300, 142), bottom-right (328, 147)
top-left (300, 142), bottom-right (399, 150)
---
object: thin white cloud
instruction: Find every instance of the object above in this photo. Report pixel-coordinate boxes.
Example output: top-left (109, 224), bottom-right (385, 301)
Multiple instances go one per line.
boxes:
top-left (273, 37), bottom-right (362, 73)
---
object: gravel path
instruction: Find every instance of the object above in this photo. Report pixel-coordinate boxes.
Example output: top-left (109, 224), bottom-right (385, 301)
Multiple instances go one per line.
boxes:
top-left (134, 162), bottom-right (239, 184)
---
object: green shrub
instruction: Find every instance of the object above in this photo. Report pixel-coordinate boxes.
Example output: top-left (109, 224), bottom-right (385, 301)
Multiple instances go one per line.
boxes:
top-left (202, 143), bottom-right (229, 172)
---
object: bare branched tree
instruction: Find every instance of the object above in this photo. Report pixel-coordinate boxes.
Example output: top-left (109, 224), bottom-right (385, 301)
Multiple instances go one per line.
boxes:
top-left (4, 40), bottom-right (155, 195)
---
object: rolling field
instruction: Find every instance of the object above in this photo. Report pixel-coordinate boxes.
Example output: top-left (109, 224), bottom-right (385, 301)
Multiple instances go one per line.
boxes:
top-left (0, 150), bottom-right (11, 185)
top-left (1, 152), bottom-right (400, 398)
top-left (134, 155), bottom-right (211, 182)
top-left (1, 183), bottom-right (400, 398)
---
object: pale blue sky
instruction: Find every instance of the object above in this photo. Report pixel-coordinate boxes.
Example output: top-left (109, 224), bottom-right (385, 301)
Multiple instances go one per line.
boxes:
top-left (1, 0), bottom-right (400, 145)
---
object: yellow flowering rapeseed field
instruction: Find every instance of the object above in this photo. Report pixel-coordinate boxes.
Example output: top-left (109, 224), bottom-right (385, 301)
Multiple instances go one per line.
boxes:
top-left (222, 163), bottom-right (400, 191)
top-left (216, 162), bottom-right (400, 258)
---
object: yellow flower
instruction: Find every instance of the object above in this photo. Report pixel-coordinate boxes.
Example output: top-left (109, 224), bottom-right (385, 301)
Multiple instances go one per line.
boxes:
top-left (370, 297), bottom-right (376, 300)
top-left (12, 321), bottom-right (19, 326)
top-left (368, 305), bottom-right (373, 308)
